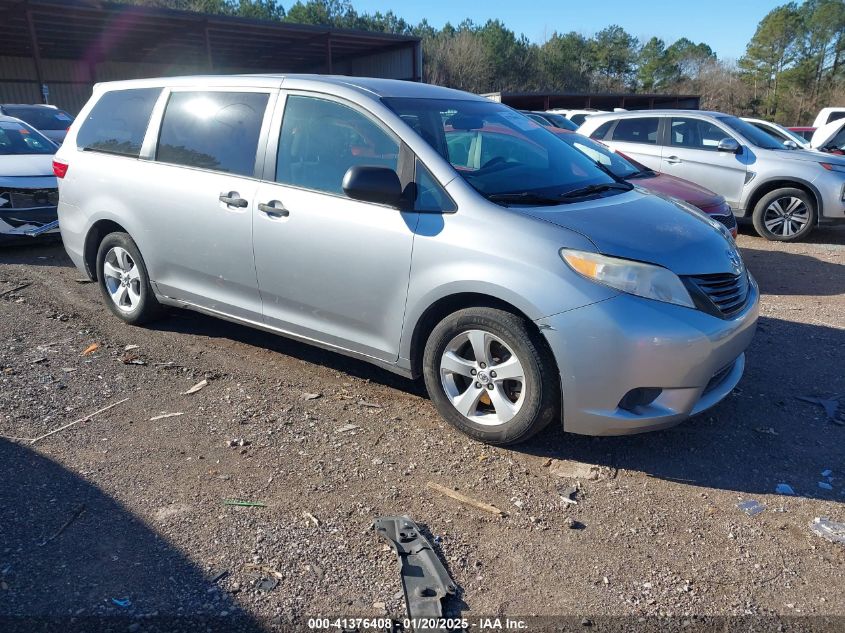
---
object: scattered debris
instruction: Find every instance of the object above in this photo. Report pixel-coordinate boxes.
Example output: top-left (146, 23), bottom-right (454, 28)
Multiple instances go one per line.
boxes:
top-left (111, 597), bottom-right (131, 608)
top-left (150, 412), bottom-right (184, 421)
top-left (0, 282), bottom-right (31, 299)
top-left (300, 392), bottom-right (322, 400)
top-left (818, 482), bottom-right (833, 491)
top-left (31, 357), bottom-right (48, 364)
top-left (426, 481), bottom-right (506, 516)
top-left (821, 469), bottom-right (832, 478)
top-left (566, 518), bottom-right (585, 530)
top-left (30, 397), bottom-right (130, 444)
top-left (559, 485), bottom-right (579, 506)
top-left (357, 400), bottom-right (382, 408)
top-left (74, 278), bottom-right (93, 284)
top-left (775, 483), bottom-right (795, 495)
top-left (375, 516), bottom-right (457, 625)
top-left (61, 367), bottom-right (77, 373)
top-left (227, 438), bottom-right (250, 447)
top-left (546, 458), bottom-right (610, 481)
top-left (121, 353), bottom-right (146, 365)
top-left (335, 423), bottom-right (359, 433)
top-left (257, 577), bottom-right (278, 592)
top-left (124, 344), bottom-right (140, 351)
top-left (753, 426), bottom-right (779, 435)
top-left (796, 395), bottom-right (845, 425)
top-left (222, 499), bottom-right (266, 507)
top-left (304, 512), bottom-right (320, 526)
top-left (210, 569), bottom-right (229, 584)
top-left (737, 499), bottom-right (766, 516)
top-left (182, 379), bottom-right (208, 395)
top-left (809, 517), bottom-right (845, 545)
top-left (39, 505), bottom-right (86, 546)
top-left (81, 343), bottom-right (100, 356)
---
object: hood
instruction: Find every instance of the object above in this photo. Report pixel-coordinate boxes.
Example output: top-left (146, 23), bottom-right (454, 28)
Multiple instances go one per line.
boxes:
top-left (757, 144), bottom-right (845, 166)
top-left (811, 118), bottom-right (845, 150)
top-left (0, 153), bottom-right (55, 178)
top-left (520, 190), bottom-right (739, 276)
top-left (632, 172), bottom-right (723, 211)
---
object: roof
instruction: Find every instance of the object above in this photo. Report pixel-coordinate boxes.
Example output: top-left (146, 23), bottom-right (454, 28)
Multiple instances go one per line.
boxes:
top-left (0, 0), bottom-right (419, 71)
top-left (89, 73), bottom-right (484, 101)
top-left (584, 109), bottom-right (728, 119)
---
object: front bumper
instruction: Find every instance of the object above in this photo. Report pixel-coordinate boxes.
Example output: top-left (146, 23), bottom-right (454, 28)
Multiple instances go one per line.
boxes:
top-left (537, 275), bottom-right (759, 435)
top-left (0, 206), bottom-right (59, 242)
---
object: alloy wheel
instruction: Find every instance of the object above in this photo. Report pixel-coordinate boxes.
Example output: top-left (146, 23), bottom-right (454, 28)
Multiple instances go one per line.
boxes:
top-left (763, 196), bottom-right (810, 237)
top-left (439, 329), bottom-right (526, 426)
top-left (102, 246), bottom-right (142, 313)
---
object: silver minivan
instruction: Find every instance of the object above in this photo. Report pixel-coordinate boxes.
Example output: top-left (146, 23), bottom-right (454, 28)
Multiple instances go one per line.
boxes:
top-left (579, 110), bottom-right (845, 241)
top-left (55, 75), bottom-right (758, 445)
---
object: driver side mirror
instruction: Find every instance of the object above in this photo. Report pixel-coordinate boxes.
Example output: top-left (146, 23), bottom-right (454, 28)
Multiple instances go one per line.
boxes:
top-left (342, 165), bottom-right (402, 207)
top-left (717, 138), bottom-right (741, 154)
top-left (783, 139), bottom-right (798, 149)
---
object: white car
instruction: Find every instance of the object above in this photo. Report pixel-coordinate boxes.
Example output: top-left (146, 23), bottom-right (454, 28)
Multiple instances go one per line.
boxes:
top-left (812, 107), bottom-right (845, 129)
top-left (0, 115), bottom-right (60, 243)
top-left (741, 117), bottom-right (811, 149)
top-left (547, 108), bottom-right (607, 126)
top-left (811, 118), bottom-right (845, 153)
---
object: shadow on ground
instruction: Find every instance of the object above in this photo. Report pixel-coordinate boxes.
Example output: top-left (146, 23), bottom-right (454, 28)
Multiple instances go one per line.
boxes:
top-left (0, 439), bottom-right (265, 632)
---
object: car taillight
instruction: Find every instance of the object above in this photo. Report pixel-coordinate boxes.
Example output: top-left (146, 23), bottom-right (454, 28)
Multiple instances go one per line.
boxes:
top-left (52, 159), bottom-right (68, 178)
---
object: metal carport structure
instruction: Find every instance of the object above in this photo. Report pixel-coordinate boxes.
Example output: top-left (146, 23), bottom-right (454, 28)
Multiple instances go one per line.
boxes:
top-left (0, 0), bottom-right (422, 113)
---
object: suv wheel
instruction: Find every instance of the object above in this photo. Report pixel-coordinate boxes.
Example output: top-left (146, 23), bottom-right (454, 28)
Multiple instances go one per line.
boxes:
top-left (422, 307), bottom-right (558, 445)
top-left (96, 232), bottom-right (163, 325)
top-left (752, 188), bottom-right (816, 242)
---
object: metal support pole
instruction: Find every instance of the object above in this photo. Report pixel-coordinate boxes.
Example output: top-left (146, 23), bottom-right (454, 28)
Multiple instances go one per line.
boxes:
top-left (204, 23), bottom-right (214, 72)
top-left (25, 8), bottom-right (47, 104)
top-left (325, 34), bottom-right (333, 74)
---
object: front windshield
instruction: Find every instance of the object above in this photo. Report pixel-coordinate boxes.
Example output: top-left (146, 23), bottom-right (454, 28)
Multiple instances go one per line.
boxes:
top-left (382, 97), bottom-right (616, 200)
top-left (0, 120), bottom-right (56, 155)
top-left (718, 116), bottom-right (784, 150)
top-left (555, 132), bottom-right (641, 179)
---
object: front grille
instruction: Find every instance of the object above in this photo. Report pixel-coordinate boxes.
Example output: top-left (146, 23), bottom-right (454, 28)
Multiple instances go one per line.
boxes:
top-left (0, 188), bottom-right (58, 210)
top-left (712, 212), bottom-right (737, 231)
top-left (684, 272), bottom-right (750, 318)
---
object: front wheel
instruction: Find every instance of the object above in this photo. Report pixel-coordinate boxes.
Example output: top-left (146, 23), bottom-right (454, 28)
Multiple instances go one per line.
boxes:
top-left (752, 188), bottom-right (816, 242)
top-left (422, 307), bottom-right (559, 445)
top-left (96, 232), bottom-right (163, 325)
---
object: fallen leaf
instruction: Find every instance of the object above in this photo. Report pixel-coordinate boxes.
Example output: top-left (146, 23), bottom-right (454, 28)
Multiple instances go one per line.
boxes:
top-left (124, 344), bottom-right (140, 351)
top-left (335, 423), bottom-right (359, 433)
top-left (300, 392), bottom-right (321, 400)
top-left (357, 400), bottom-right (382, 408)
top-left (81, 343), bottom-right (100, 356)
top-left (182, 379), bottom-right (208, 395)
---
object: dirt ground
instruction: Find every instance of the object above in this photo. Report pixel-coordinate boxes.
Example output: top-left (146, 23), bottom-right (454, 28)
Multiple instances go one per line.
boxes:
top-left (1, 225), bottom-right (843, 632)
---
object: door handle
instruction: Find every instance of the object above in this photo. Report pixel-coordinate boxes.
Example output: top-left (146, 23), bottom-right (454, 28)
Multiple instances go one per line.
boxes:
top-left (665, 156), bottom-right (682, 164)
top-left (219, 192), bottom-right (249, 208)
top-left (258, 201), bottom-right (289, 218)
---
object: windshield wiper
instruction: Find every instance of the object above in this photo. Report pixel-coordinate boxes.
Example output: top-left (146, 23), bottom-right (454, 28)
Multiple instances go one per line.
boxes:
top-left (626, 168), bottom-right (655, 179)
top-left (485, 192), bottom-right (567, 206)
top-left (560, 182), bottom-right (633, 199)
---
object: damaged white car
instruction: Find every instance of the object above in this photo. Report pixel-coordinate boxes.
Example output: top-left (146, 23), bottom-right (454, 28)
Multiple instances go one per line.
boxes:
top-left (0, 115), bottom-right (60, 244)
top-left (811, 118), bottom-right (845, 155)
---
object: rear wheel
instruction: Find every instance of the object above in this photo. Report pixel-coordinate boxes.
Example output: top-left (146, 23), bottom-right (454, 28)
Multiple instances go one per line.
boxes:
top-left (752, 188), bottom-right (816, 242)
top-left (96, 232), bottom-right (163, 325)
top-left (422, 307), bottom-right (559, 445)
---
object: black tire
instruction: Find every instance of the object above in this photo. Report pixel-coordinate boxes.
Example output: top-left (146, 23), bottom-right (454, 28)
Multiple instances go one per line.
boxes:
top-left (95, 232), bottom-right (163, 325)
top-left (752, 187), bottom-right (816, 242)
top-left (422, 307), bottom-right (559, 445)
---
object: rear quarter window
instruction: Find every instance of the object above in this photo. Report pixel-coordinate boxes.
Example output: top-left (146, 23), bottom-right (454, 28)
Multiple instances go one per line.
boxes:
top-left (611, 118), bottom-right (660, 145)
top-left (76, 88), bottom-right (161, 157)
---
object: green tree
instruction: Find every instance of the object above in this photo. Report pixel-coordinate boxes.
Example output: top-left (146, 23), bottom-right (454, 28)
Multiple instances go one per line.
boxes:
top-left (637, 37), bottom-right (677, 91)
top-left (591, 25), bottom-right (638, 91)
top-left (235, 0), bottom-right (284, 20)
top-left (540, 31), bottom-right (594, 91)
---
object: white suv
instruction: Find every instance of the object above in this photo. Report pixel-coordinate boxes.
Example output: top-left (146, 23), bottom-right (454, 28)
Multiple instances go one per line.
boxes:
top-left (579, 110), bottom-right (845, 241)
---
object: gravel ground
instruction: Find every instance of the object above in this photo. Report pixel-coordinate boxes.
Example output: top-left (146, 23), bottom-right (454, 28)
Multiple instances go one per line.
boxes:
top-left (0, 225), bottom-right (843, 631)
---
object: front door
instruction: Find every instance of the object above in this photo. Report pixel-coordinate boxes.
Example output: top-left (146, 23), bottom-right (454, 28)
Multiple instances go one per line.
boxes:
top-left (252, 93), bottom-right (418, 362)
top-left (660, 117), bottom-right (748, 209)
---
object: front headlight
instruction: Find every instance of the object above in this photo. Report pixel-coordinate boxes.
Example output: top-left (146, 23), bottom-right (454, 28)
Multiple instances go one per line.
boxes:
top-left (561, 249), bottom-right (695, 308)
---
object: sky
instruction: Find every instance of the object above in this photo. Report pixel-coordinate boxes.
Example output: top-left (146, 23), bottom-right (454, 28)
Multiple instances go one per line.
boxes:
top-left (350, 0), bottom-right (784, 61)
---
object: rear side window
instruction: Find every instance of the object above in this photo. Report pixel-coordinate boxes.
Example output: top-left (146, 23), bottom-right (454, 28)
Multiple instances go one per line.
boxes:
top-left (76, 88), bottom-right (161, 157)
top-left (589, 121), bottom-right (614, 140)
top-left (827, 111), bottom-right (845, 124)
top-left (156, 91), bottom-right (269, 177)
top-left (611, 117), bottom-right (660, 144)
top-left (276, 95), bottom-right (399, 196)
